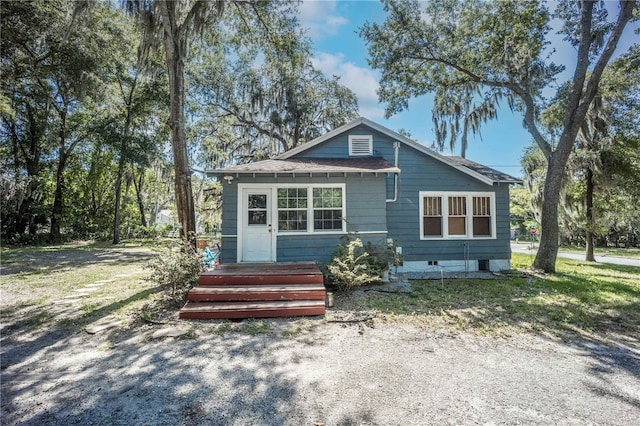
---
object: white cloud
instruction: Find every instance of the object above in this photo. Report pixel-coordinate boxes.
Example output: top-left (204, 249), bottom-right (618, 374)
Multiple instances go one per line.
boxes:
top-left (312, 52), bottom-right (385, 119)
top-left (298, 1), bottom-right (349, 39)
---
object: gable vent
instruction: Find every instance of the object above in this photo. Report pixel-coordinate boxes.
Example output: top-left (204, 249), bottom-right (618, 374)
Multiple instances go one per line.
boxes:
top-left (349, 135), bottom-right (373, 156)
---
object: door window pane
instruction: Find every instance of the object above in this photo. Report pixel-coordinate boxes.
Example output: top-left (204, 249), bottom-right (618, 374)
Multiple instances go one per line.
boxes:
top-left (248, 211), bottom-right (267, 225)
top-left (248, 194), bottom-right (266, 209)
top-left (248, 194), bottom-right (267, 225)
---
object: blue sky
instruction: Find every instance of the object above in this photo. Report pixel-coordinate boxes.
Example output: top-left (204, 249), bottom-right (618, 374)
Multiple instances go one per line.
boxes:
top-left (297, 0), bottom-right (639, 178)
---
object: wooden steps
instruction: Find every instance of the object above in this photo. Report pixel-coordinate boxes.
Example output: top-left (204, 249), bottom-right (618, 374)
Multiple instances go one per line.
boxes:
top-left (179, 263), bottom-right (326, 320)
top-left (180, 300), bottom-right (326, 320)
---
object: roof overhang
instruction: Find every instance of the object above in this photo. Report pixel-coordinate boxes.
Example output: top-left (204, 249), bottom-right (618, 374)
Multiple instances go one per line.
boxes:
top-left (206, 157), bottom-right (400, 178)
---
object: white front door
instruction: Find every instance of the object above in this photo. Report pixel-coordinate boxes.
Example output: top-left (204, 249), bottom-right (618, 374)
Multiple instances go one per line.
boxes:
top-left (241, 189), bottom-right (274, 262)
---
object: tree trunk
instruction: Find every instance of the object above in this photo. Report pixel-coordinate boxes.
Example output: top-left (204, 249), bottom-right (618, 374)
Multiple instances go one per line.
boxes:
top-left (113, 78), bottom-right (136, 244)
top-left (50, 110), bottom-right (68, 241)
top-left (132, 167), bottom-right (148, 227)
top-left (530, 0), bottom-right (635, 273)
top-left (585, 167), bottom-right (596, 261)
top-left (112, 146), bottom-right (127, 244)
top-left (160, 1), bottom-right (197, 244)
top-left (533, 157), bottom-right (563, 273)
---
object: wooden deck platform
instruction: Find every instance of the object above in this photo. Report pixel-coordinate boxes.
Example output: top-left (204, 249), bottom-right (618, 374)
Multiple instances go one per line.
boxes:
top-left (179, 263), bottom-right (326, 320)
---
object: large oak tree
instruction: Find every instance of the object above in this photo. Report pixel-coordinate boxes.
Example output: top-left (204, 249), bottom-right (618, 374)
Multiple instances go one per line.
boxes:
top-left (361, 0), bottom-right (637, 272)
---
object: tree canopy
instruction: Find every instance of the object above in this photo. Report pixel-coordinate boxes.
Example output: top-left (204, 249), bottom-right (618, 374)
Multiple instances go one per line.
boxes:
top-left (361, 0), bottom-right (638, 272)
top-left (524, 46), bottom-right (640, 253)
top-left (1, 0), bottom-right (359, 244)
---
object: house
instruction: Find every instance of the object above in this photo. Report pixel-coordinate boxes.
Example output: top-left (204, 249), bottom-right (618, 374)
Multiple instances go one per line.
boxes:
top-left (207, 117), bottom-right (521, 274)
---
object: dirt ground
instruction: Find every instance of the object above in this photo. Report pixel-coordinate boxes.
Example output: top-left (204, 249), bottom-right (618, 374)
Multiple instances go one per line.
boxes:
top-left (1, 311), bottom-right (639, 425)
top-left (1, 245), bottom-right (639, 425)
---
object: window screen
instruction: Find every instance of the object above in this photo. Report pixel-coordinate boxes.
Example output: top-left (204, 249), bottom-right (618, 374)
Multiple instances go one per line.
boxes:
top-left (447, 196), bottom-right (467, 236)
top-left (472, 196), bottom-right (491, 236)
top-left (423, 196), bottom-right (442, 236)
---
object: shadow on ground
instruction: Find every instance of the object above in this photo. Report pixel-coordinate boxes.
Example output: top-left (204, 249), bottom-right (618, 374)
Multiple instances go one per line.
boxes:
top-left (1, 318), bottom-right (314, 425)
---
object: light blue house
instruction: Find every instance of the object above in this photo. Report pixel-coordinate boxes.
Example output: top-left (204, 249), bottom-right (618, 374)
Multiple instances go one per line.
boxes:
top-left (208, 118), bottom-right (520, 273)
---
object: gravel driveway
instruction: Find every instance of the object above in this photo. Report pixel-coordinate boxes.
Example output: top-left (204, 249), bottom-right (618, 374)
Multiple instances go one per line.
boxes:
top-left (2, 314), bottom-right (639, 425)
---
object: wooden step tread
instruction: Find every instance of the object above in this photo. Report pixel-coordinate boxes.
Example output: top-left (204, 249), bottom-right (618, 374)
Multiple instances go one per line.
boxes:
top-left (190, 284), bottom-right (326, 292)
top-left (182, 300), bottom-right (324, 310)
top-left (199, 275), bottom-right (324, 286)
top-left (201, 263), bottom-right (322, 276)
top-left (188, 284), bottom-right (326, 302)
top-left (179, 300), bottom-right (326, 320)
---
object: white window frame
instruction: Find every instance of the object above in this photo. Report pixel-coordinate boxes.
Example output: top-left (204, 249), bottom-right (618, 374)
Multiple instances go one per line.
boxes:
top-left (419, 191), bottom-right (496, 240)
top-left (349, 135), bottom-right (373, 156)
top-left (276, 183), bottom-right (346, 235)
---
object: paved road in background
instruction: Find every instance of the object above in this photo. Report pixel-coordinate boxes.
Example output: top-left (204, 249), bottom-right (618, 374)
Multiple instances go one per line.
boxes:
top-left (511, 243), bottom-right (640, 268)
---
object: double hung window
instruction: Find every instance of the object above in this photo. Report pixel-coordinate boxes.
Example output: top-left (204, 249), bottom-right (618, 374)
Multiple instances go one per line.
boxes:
top-left (420, 192), bottom-right (495, 239)
top-left (277, 188), bottom-right (307, 231)
top-left (313, 188), bottom-right (343, 231)
top-left (277, 185), bottom-right (344, 233)
top-left (472, 196), bottom-right (492, 237)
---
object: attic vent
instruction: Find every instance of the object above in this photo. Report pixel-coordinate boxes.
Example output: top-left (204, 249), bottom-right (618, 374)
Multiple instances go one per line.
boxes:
top-left (349, 135), bottom-right (373, 156)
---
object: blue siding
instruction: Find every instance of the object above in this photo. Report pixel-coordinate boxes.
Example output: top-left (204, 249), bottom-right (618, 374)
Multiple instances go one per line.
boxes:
top-left (297, 123), bottom-right (513, 262)
top-left (220, 180), bottom-right (238, 263)
top-left (219, 173), bottom-right (387, 263)
top-left (218, 122), bottom-right (513, 266)
top-left (297, 124), bottom-right (393, 159)
top-left (386, 144), bottom-right (512, 262)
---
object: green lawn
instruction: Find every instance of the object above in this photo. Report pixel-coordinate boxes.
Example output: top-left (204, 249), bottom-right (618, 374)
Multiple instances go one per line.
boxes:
top-left (0, 239), bottom-right (171, 329)
top-left (2, 242), bottom-right (638, 340)
top-left (557, 245), bottom-right (640, 259)
top-left (339, 253), bottom-right (640, 339)
top-left (512, 241), bottom-right (640, 259)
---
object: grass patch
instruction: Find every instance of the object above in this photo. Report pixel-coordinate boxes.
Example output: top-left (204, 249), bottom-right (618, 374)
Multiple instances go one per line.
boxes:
top-left (178, 329), bottom-right (198, 340)
top-left (511, 242), bottom-right (640, 259)
top-left (1, 239), bottom-right (170, 331)
top-left (213, 322), bottom-right (233, 336)
top-left (281, 320), bottom-right (312, 338)
top-left (242, 319), bottom-right (271, 336)
top-left (556, 245), bottom-right (640, 259)
top-left (344, 253), bottom-right (639, 338)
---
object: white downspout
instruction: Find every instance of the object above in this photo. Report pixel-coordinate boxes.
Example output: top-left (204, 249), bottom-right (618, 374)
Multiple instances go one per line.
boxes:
top-left (386, 141), bottom-right (400, 203)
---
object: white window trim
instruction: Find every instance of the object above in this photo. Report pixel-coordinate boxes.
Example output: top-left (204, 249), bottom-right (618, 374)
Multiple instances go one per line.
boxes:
top-left (348, 135), bottom-right (373, 156)
top-left (276, 183), bottom-right (346, 235)
top-left (419, 191), bottom-right (496, 240)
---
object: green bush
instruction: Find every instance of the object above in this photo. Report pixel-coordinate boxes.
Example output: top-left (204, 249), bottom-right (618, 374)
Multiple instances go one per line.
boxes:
top-left (325, 236), bottom-right (388, 292)
top-left (146, 240), bottom-right (204, 303)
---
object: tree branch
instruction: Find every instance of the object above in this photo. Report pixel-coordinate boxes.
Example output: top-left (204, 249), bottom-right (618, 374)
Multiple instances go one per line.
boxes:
top-left (521, 91), bottom-right (552, 158)
top-left (216, 103), bottom-right (288, 147)
top-left (562, 0), bottom-right (595, 136)
top-left (405, 53), bottom-right (520, 93)
top-left (581, 0), bottom-right (636, 117)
